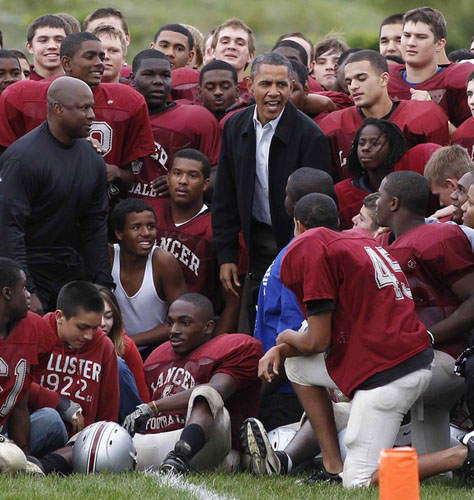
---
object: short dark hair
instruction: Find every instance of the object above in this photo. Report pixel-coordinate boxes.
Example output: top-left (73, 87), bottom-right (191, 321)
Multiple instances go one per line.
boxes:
top-left (154, 24), bottom-right (194, 51)
top-left (9, 49), bottom-right (29, 64)
top-left (287, 167), bottom-right (336, 203)
top-left (347, 118), bottom-right (408, 177)
top-left (199, 60), bottom-right (238, 85)
top-left (379, 13), bottom-right (404, 37)
top-left (55, 13), bottom-right (81, 34)
top-left (338, 48), bottom-right (363, 67)
top-left (56, 281), bottom-right (105, 319)
top-left (314, 37), bottom-right (348, 60)
top-left (132, 48), bottom-right (168, 74)
top-left (294, 193), bottom-right (339, 230)
top-left (250, 52), bottom-right (295, 80)
top-left (275, 32), bottom-right (314, 61)
top-left (170, 149), bottom-right (211, 179)
top-left (403, 7), bottom-right (447, 42)
top-left (385, 55), bottom-right (405, 65)
top-left (468, 71), bottom-right (474, 85)
top-left (172, 293), bottom-right (214, 322)
top-left (60, 32), bottom-right (100, 59)
top-left (345, 49), bottom-right (389, 74)
top-left (84, 8), bottom-right (129, 35)
top-left (0, 30), bottom-right (3, 49)
top-left (448, 49), bottom-right (474, 63)
top-left (110, 198), bottom-right (155, 233)
top-left (383, 171), bottom-right (430, 216)
top-left (0, 49), bottom-right (20, 66)
top-left (27, 14), bottom-right (71, 45)
top-left (289, 60), bottom-right (309, 86)
top-left (272, 40), bottom-right (308, 67)
top-left (0, 258), bottom-right (22, 289)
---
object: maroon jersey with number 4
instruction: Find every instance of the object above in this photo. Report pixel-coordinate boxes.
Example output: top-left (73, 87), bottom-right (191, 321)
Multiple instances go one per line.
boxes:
top-left (280, 227), bottom-right (430, 398)
top-left (29, 312), bottom-right (119, 436)
top-left (388, 63), bottom-right (473, 127)
top-left (0, 312), bottom-right (56, 427)
top-left (377, 224), bottom-right (474, 359)
top-left (141, 334), bottom-right (262, 448)
top-left (0, 79), bottom-right (155, 167)
top-left (129, 102), bottom-right (221, 213)
top-left (451, 117), bottom-right (474, 160)
top-left (319, 100), bottom-right (449, 180)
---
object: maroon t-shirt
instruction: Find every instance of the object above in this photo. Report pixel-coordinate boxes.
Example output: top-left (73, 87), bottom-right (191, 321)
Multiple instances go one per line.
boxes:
top-left (451, 117), bottom-right (474, 160)
top-left (0, 312), bottom-right (56, 426)
top-left (281, 227), bottom-right (430, 398)
top-left (319, 100), bottom-right (449, 180)
top-left (0, 79), bottom-right (155, 168)
top-left (377, 223), bottom-right (474, 358)
top-left (156, 200), bottom-right (217, 303)
top-left (388, 63), bottom-right (473, 127)
top-left (142, 334), bottom-right (262, 448)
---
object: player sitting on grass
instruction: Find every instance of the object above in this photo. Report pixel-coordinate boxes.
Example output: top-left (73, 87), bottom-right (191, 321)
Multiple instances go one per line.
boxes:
top-left (122, 293), bottom-right (263, 474)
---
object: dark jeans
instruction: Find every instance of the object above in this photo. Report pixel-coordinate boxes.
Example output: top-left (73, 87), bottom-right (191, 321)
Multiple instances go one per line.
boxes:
top-left (259, 392), bottom-right (304, 432)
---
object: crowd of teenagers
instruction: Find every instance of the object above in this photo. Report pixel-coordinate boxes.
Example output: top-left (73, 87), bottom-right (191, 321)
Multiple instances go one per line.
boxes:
top-left (1, 4), bottom-right (474, 489)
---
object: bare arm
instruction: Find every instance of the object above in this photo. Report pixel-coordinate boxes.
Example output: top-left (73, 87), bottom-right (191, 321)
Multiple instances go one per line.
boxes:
top-left (430, 272), bottom-right (474, 344)
top-left (214, 283), bottom-right (242, 334)
top-left (8, 393), bottom-right (30, 454)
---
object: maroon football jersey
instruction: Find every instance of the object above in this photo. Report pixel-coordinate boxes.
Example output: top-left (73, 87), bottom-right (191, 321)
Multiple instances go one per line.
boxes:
top-left (334, 178), bottom-right (369, 229)
top-left (129, 102), bottom-right (221, 210)
top-left (280, 227), bottom-right (430, 398)
top-left (308, 77), bottom-right (324, 92)
top-left (388, 63), bottom-right (472, 127)
top-left (142, 334), bottom-right (262, 448)
top-left (0, 79), bottom-right (155, 167)
top-left (377, 224), bottom-right (474, 359)
top-left (170, 67), bottom-right (201, 104)
top-left (319, 100), bottom-right (449, 181)
top-left (451, 117), bottom-right (474, 160)
top-left (29, 312), bottom-right (119, 436)
top-left (155, 200), bottom-right (217, 302)
top-left (0, 312), bottom-right (56, 426)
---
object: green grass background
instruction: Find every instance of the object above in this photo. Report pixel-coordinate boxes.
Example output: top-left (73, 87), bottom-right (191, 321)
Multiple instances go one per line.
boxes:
top-left (1, 473), bottom-right (473, 500)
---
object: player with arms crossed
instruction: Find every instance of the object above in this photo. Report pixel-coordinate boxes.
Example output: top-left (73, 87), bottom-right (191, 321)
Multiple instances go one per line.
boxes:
top-left (258, 193), bottom-right (433, 487)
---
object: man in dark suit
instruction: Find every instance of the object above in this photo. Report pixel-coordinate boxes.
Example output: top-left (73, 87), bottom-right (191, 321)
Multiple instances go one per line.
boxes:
top-left (212, 52), bottom-right (331, 329)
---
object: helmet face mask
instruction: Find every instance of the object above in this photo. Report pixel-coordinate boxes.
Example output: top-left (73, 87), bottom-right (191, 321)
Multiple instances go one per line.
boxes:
top-left (72, 421), bottom-right (137, 473)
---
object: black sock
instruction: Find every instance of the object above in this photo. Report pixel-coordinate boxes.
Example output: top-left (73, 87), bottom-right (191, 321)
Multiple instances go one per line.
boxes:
top-left (177, 424), bottom-right (206, 459)
top-left (275, 451), bottom-right (289, 474)
top-left (38, 453), bottom-right (72, 475)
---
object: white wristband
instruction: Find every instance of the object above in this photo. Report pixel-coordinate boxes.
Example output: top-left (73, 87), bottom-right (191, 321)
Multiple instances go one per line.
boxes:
top-left (427, 330), bottom-right (435, 344)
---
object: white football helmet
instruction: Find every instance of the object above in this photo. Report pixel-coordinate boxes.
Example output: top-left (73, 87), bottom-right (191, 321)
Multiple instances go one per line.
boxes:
top-left (72, 421), bottom-right (137, 473)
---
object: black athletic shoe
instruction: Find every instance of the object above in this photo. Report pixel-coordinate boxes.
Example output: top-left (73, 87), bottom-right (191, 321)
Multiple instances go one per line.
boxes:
top-left (240, 417), bottom-right (281, 475)
top-left (159, 450), bottom-right (191, 475)
top-left (296, 463), bottom-right (343, 485)
top-left (456, 431), bottom-right (474, 484)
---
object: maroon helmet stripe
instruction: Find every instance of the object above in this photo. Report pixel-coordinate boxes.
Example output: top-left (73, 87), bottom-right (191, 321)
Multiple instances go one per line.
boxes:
top-left (87, 421), bottom-right (108, 472)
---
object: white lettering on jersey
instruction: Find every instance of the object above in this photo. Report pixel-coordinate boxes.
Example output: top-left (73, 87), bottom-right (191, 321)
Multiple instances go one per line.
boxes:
top-left (150, 141), bottom-right (168, 168)
top-left (0, 358), bottom-right (27, 418)
top-left (45, 354), bottom-right (102, 383)
top-left (151, 367), bottom-right (196, 394)
top-left (159, 237), bottom-right (200, 276)
top-left (90, 121), bottom-right (113, 156)
top-left (129, 183), bottom-right (158, 197)
top-left (338, 150), bottom-right (348, 170)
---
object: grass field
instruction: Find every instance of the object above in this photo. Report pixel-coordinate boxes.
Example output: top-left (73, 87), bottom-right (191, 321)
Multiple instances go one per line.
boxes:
top-left (0, 472), bottom-right (473, 500)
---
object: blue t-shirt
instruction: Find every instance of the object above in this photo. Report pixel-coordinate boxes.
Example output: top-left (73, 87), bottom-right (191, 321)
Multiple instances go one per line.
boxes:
top-left (254, 241), bottom-right (305, 393)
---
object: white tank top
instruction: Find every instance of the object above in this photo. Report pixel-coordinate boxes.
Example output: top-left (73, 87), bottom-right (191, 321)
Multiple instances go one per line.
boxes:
top-left (111, 244), bottom-right (168, 337)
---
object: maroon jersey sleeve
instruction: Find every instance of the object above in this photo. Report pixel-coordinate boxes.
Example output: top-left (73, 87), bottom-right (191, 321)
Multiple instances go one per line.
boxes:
top-left (334, 179), bottom-right (368, 229)
top-left (123, 334), bottom-right (150, 402)
top-left (451, 118), bottom-right (474, 160)
top-left (95, 340), bottom-right (119, 422)
top-left (0, 82), bottom-right (29, 147)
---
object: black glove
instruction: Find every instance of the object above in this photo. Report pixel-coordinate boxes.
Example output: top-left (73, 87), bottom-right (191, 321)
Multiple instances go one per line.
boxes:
top-left (455, 347), bottom-right (474, 378)
top-left (122, 403), bottom-right (154, 436)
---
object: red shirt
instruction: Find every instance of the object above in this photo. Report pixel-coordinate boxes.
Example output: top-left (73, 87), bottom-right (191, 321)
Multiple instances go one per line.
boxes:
top-left (142, 333), bottom-right (262, 448)
top-left (451, 117), bottom-right (474, 160)
top-left (0, 79), bottom-right (155, 167)
top-left (123, 334), bottom-right (149, 403)
top-left (334, 178), bottom-right (369, 229)
top-left (29, 313), bottom-right (119, 436)
top-left (129, 102), bottom-right (221, 213)
top-left (319, 100), bottom-right (449, 180)
top-left (377, 224), bottom-right (474, 358)
top-left (388, 63), bottom-right (473, 127)
top-left (171, 67), bottom-right (201, 104)
top-left (156, 200), bottom-right (217, 304)
top-left (280, 227), bottom-right (430, 398)
top-left (0, 312), bottom-right (57, 426)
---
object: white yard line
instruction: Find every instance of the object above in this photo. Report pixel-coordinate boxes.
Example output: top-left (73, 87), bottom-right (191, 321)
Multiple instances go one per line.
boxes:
top-left (150, 471), bottom-right (239, 500)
